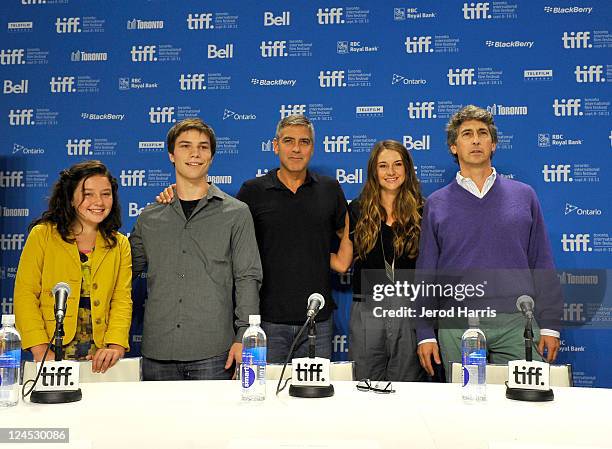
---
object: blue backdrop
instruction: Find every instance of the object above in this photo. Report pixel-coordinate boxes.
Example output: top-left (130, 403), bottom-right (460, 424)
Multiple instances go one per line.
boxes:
top-left (1, 0), bottom-right (610, 387)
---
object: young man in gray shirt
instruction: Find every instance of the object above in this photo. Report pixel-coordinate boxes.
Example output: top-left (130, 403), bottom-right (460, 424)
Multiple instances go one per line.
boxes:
top-left (130, 118), bottom-right (262, 380)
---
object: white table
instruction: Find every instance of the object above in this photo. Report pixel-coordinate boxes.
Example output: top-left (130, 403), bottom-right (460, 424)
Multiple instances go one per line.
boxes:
top-left (2, 381), bottom-right (611, 449)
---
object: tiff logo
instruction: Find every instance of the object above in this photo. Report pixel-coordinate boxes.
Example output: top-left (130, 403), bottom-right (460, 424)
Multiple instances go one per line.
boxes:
top-left (318, 70), bottom-right (346, 87)
top-left (66, 139), bottom-right (92, 156)
top-left (561, 234), bottom-right (592, 252)
top-left (131, 45), bottom-right (157, 62)
top-left (3, 80), bottom-right (29, 94)
top-left (208, 44), bottom-right (233, 59)
top-left (149, 106), bottom-right (175, 124)
top-left (575, 65), bottom-right (604, 83)
top-left (542, 164), bottom-right (572, 182)
top-left (279, 104), bottom-right (306, 118)
top-left (553, 99), bottom-right (582, 117)
top-left (264, 11), bottom-right (290, 26)
top-left (0, 234), bottom-right (25, 251)
top-left (333, 335), bottom-right (348, 353)
top-left (50, 76), bottom-right (75, 93)
top-left (179, 73), bottom-right (206, 91)
top-left (564, 303), bottom-right (585, 321)
top-left (512, 366), bottom-right (545, 386)
top-left (323, 135), bottom-right (351, 152)
top-left (295, 361), bottom-right (324, 382)
top-left (8, 109), bottom-right (34, 126)
top-left (317, 8), bottom-right (344, 25)
top-left (40, 366), bottom-right (74, 387)
top-left (405, 36), bottom-right (433, 53)
top-left (187, 13), bottom-right (213, 30)
top-left (0, 49), bottom-right (25, 65)
top-left (0, 171), bottom-right (24, 187)
top-left (562, 32), bottom-right (592, 49)
top-left (407, 101), bottom-right (436, 119)
top-left (463, 2), bottom-right (491, 19)
top-left (55, 17), bottom-right (81, 33)
top-left (260, 40), bottom-right (287, 57)
top-left (447, 68), bottom-right (476, 85)
top-left (120, 170), bottom-right (147, 187)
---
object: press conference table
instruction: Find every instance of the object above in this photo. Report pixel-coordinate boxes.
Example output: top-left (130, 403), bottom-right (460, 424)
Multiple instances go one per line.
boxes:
top-left (2, 381), bottom-right (611, 449)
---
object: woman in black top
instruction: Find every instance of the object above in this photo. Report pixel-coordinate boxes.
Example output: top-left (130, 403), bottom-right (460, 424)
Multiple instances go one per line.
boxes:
top-left (332, 140), bottom-right (426, 381)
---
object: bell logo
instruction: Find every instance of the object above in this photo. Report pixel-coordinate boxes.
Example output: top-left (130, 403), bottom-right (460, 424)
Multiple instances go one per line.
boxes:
top-left (8, 109), bottom-right (34, 126)
top-left (561, 234), bottom-right (591, 252)
top-left (403, 135), bottom-right (431, 150)
top-left (562, 31), bottom-right (592, 49)
top-left (318, 70), bottom-right (346, 88)
top-left (405, 36), bottom-right (433, 53)
top-left (336, 169), bottom-right (363, 184)
top-left (0, 49), bottom-right (25, 65)
top-left (120, 170), bottom-right (147, 187)
top-left (3, 79), bottom-right (28, 94)
top-left (0, 234), bottom-right (25, 251)
top-left (323, 136), bottom-right (351, 152)
top-left (260, 40), bottom-right (287, 58)
top-left (131, 45), bottom-right (157, 62)
top-left (407, 102), bottom-right (436, 119)
top-left (55, 17), bottom-right (81, 33)
top-left (128, 202), bottom-right (147, 217)
top-left (317, 8), bottom-right (344, 25)
top-left (447, 68), bottom-right (476, 86)
top-left (462, 2), bottom-right (491, 20)
top-left (279, 104), bottom-right (306, 118)
top-left (149, 106), bottom-right (175, 124)
top-left (187, 13), bottom-right (213, 30)
top-left (179, 73), bottom-right (206, 91)
top-left (207, 44), bottom-right (233, 59)
top-left (0, 171), bottom-right (25, 187)
top-left (264, 11), bottom-right (290, 26)
top-left (50, 76), bottom-right (76, 93)
top-left (575, 65), bottom-right (604, 83)
top-left (542, 164), bottom-right (572, 182)
top-left (552, 99), bottom-right (582, 117)
top-left (66, 139), bottom-right (92, 156)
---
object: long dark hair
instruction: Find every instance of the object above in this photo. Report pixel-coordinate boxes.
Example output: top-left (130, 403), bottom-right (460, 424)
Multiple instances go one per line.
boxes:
top-left (354, 140), bottom-right (424, 260)
top-left (29, 160), bottom-right (122, 248)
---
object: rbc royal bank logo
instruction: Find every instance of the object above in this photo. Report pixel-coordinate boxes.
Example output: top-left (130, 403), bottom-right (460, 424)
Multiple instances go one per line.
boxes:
top-left (542, 164), bottom-right (572, 182)
top-left (149, 106), bottom-right (175, 124)
top-left (405, 36), bottom-right (433, 53)
top-left (562, 32), bottom-right (592, 49)
top-left (260, 41), bottom-right (287, 57)
top-left (179, 73), bottom-right (206, 90)
top-left (561, 234), bottom-right (592, 252)
top-left (552, 99), bottom-right (583, 117)
top-left (8, 109), bottom-right (34, 126)
top-left (317, 8), bottom-right (344, 24)
top-left (0, 171), bottom-right (25, 187)
top-left (407, 102), bottom-right (436, 119)
top-left (208, 44), bottom-right (233, 59)
top-left (131, 45), bottom-right (157, 62)
top-left (66, 139), bottom-right (92, 156)
top-left (120, 170), bottom-right (147, 187)
top-left (0, 49), bottom-right (25, 65)
top-left (264, 11), bottom-right (290, 26)
top-left (187, 13), bottom-right (213, 30)
top-left (323, 136), bottom-right (351, 153)
top-left (462, 2), bottom-right (491, 19)
top-left (55, 17), bottom-right (81, 33)
top-left (318, 70), bottom-right (346, 87)
top-left (279, 104), bottom-right (306, 118)
top-left (575, 65), bottom-right (605, 83)
top-left (50, 76), bottom-right (76, 93)
top-left (447, 68), bottom-right (476, 85)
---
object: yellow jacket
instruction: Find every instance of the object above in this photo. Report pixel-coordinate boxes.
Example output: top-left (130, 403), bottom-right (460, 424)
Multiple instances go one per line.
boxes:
top-left (14, 223), bottom-right (132, 351)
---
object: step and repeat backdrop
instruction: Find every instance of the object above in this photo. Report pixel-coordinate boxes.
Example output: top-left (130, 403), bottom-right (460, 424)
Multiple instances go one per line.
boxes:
top-left (1, 1), bottom-right (610, 386)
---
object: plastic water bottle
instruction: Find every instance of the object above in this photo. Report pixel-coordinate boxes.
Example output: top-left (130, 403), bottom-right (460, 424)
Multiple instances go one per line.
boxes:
top-left (0, 314), bottom-right (22, 407)
top-left (461, 318), bottom-right (486, 402)
top-left (241, 315), bottom-right (266, 401)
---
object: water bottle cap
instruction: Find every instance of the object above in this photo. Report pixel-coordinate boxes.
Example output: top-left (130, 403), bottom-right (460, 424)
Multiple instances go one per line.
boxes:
top-left (248, 315), bottom-right (260, 326)
top-left (1, 314), bottom-right (15, 326)
top-left (467, 316), bottom-right (480, 328)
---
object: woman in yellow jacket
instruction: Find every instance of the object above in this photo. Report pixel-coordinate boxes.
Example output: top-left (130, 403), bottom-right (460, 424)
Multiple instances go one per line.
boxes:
top-left (14, 160), bottom-right (132, 373)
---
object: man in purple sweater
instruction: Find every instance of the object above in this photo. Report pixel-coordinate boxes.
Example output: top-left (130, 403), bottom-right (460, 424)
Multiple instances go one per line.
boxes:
top-left (416, 105), bottom-right (562, 378)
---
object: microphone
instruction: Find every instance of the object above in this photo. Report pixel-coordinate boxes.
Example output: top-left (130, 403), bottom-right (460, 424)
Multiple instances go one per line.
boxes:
top-left (306, 293), bottom-right (325, 319)
top-left (516, 295), bottom-right (535, 320)
top-left (52, 282), bottom-right (71, 324)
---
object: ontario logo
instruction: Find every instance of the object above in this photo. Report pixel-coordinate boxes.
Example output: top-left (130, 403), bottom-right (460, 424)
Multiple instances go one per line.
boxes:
top-left (222, 109), bottom-right (256, 120)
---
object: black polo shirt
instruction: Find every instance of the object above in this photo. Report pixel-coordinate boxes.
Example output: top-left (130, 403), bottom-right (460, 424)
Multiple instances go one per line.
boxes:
top-left (237, 168), bottom-right (347, 324)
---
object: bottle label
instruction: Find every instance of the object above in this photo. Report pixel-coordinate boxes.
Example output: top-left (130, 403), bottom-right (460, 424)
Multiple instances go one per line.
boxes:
top-left (241, 347), bottom-right (266, 389)
top-left (0, 349), bottom-right (21, 369)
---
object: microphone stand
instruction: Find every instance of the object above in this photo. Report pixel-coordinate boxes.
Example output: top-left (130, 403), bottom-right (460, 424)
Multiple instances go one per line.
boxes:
top-left (308, 317), bottom-right (316, 359)
top-left (524, 317), bottom-right (533, 362)
top-left (54, 319), bottom-right (65, 361)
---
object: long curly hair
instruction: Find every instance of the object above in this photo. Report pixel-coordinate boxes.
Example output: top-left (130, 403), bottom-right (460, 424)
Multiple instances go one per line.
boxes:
top-left (354, 140), bottom-right (423, 260)
top-left (29, 160), bottom-right (122, 248)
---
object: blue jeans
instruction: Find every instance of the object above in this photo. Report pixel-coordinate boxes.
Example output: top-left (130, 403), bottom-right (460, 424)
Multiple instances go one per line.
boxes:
top-left (142, 352), bottom-right (233, 381)
top-left (261, 318), bottom-right (333, 363)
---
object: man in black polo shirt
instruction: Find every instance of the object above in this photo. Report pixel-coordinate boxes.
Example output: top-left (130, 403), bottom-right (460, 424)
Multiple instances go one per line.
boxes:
top-left (236, 115), bottom-right (347, 363)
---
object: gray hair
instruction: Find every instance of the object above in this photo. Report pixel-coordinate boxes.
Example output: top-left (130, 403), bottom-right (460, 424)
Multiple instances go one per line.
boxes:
top-left (275, 115), bottom-right (315, 141)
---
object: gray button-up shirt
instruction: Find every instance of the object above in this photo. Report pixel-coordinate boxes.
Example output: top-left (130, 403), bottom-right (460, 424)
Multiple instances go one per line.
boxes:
top-left (129, 184), bottom-right (262, 361)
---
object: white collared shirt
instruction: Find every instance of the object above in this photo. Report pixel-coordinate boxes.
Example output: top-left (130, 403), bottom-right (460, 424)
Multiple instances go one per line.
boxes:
top-left (455, 167), bottom-right (497, 198)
